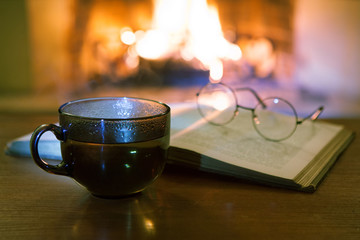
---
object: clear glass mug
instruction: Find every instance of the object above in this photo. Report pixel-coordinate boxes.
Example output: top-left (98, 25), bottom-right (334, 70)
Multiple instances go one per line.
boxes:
top-left (30, 97), bottom-right (171, 198)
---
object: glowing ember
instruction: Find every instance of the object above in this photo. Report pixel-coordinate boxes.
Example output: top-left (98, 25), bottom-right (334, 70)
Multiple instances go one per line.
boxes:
top-left (120, 28), bottom-right (136, 45)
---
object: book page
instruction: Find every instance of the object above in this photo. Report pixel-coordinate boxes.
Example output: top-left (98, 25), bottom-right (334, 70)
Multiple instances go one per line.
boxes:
top-left (170, 103), bottom-right (343, 179)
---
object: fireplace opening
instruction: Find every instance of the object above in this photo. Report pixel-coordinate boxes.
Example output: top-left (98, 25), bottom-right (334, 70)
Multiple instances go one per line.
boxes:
top-left (27, 0), bottom-right (294, 95)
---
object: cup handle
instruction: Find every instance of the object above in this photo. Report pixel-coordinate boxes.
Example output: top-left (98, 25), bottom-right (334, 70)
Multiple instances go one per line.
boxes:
top-left (30, 124), bottom-right (70, 176)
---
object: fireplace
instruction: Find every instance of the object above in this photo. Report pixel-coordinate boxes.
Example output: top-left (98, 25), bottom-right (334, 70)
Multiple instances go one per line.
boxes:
top-left (26, 0), bottom-right (295, 95)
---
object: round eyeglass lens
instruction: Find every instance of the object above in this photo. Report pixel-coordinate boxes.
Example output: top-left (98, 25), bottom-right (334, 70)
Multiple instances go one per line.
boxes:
top-left (197, 83), bottom-right (237, 125)
top-left (252, 97), bottom-right (298, 141)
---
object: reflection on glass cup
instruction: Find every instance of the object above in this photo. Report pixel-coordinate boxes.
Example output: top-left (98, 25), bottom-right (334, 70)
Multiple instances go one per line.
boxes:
top-left (30, 97), bottom-right (170, 198)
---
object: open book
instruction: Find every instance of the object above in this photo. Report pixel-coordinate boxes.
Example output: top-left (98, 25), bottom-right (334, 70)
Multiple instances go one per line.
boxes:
top-left (5, 103), bottom-right (354, 192)
top-left (168, 103), bottom-right (355, 192)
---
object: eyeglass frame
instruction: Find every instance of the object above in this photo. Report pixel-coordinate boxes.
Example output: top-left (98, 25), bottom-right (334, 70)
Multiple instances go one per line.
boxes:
top-left (196, 82), bottom-right (324, 142)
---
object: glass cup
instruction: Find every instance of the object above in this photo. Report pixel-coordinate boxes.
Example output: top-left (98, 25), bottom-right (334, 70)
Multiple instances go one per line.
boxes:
top-left (30, 97), bottom-right (171, 198)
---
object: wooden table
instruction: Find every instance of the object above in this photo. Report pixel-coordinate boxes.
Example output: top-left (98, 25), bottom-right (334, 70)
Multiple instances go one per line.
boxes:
top-left (0, 113), bottom-right (359, 239)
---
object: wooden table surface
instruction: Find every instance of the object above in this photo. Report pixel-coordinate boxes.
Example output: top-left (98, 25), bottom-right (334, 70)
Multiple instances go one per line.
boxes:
top-left (0, 113), bottom-right (359, 239)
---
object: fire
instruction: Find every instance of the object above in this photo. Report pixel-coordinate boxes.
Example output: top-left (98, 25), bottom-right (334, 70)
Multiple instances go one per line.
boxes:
top-left (131, 0), bottom-right (242, 82)
top-left (135, 29), bottom-right (171, 59)
top-left (82, 0), bottom-right (242, 84)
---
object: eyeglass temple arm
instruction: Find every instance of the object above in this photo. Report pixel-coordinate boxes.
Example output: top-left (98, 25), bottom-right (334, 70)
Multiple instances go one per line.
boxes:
top-left (298, 106), bottom-right (324, 124)
top-left (234, 87), bottom-right (266, 109)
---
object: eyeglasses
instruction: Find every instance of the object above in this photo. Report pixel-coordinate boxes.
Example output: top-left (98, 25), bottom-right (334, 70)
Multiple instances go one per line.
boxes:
top-left (196, 82), bottom-right (324, 142)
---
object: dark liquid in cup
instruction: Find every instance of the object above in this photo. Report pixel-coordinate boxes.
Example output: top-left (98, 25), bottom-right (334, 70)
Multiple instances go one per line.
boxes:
top-left (61, 135), bottom-right (169, 197)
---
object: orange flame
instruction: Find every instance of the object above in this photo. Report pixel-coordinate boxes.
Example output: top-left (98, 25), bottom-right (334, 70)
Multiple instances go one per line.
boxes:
top-left (134, 0), bottom-right (242, 82)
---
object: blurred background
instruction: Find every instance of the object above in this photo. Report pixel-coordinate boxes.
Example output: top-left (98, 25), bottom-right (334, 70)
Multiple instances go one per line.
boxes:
top-left (0, 0), bottom-right (359, 117)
